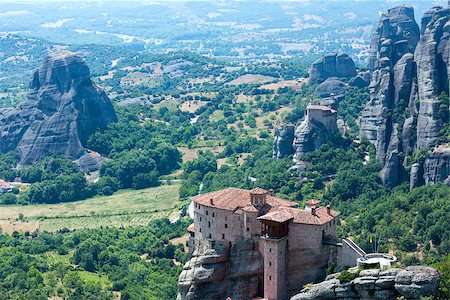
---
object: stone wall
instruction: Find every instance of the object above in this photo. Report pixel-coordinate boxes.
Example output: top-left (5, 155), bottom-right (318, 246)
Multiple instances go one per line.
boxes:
top-left (194, 203), bottom-right (245, 244)
top-left (285, 222), bottom-right (338, 297)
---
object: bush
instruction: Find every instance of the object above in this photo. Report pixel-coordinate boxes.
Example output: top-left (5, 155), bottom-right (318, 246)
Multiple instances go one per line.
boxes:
top-left (0, 193), bottom-right (17, 204)
top-left (337, 269), bottom-right (360, 283)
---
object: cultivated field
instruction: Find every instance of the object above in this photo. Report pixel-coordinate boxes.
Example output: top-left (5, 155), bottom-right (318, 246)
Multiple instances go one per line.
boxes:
top-left (0, 184), bottom-right (182, 232)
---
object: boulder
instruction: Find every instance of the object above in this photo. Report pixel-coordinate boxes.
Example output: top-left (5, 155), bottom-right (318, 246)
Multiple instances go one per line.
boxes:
top-left (349, 75), bottom-right (369, 88)
top-left (309, 53), bottom-right (357, 84)
top-left (313, 78), bottom-right (347, 98)
top-left (290, 266), bottom-right (441, 300)
top-left (395, 266), bottom-right (441, 299)
top-left (0, 51), bottom-right (117, 171)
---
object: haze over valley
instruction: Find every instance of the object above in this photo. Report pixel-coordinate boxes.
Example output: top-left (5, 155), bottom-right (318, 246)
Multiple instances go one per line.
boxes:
top-left (0, 1), bottom-right (448, 300)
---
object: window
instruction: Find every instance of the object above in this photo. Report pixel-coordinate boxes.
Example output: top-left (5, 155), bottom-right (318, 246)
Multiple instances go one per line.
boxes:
top-left (269, 262), bottom-right (272, 266)
top-left (212, 212), bottom-right (215, 217)
top-left (206, 210), bottom-right (209, 215)
top-left (246, 227), bottom-right (250, 232)
top-left (208, 222), bottom-right (211, 228)
top-left (269, 248), bottom-right (272, 253)
top-left (200, 217), bottom-right (202, 222)
top-left (225, 224), bottom-right (228, 228)
top-left (269, 276), bottom-right (272, 281)
top-left (222, 234), bottom-right (225, 239)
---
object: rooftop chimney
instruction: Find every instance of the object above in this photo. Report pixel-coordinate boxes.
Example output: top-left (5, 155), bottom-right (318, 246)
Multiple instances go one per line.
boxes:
top-left (210, 198), bottom-right (214, 206)
top-left (326, 205), bottom-right (331, 215)
top-left (305, 200), bottom-right (320, 212)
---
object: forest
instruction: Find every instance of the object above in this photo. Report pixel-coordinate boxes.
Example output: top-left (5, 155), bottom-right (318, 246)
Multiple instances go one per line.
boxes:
top-left (0, 218), bottom-right (191, 300)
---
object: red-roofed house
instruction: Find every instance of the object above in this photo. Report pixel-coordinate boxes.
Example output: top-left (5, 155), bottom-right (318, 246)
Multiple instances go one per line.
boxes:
top-left (188, 187), bottom-right (352, 300)
top-left (0, 180), bottom-right (13, 193)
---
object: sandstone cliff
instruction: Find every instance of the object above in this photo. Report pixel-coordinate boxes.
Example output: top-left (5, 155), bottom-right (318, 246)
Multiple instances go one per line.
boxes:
top-left (309, 53), bottom-right (357, 84)
top-left (359, 5), bottom-right (450, 187)
top-left (0, 51), bottom-right (117, 171)
top-left (291, 266), bottom-right (441, 300)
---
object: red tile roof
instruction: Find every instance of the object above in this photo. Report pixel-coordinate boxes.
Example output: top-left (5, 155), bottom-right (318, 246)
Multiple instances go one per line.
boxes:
top-left (250, 187), bottom-right (269, 195)
top-left (307, 104), bottom-right (337, 114)
top-left (0, 180), bottom-right (13, 190)
top-left (192, 187), bottom-right (296, 211)
top-left (187, 223), bottom-right (195, 233)
top-left (258, 206), bottom-right (339, 225)
top-left (306, 200), bottom-right (321, 207)
top-left (258, 210), bottom-right (294, 223)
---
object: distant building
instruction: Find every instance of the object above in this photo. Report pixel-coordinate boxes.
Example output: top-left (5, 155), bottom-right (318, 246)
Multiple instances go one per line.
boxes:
top-left (188, 187), bottom-right (362, 300)
top-left (306, 104), bottom-right (338, 133)
top-left (0, 180), bottom-right (13, 193)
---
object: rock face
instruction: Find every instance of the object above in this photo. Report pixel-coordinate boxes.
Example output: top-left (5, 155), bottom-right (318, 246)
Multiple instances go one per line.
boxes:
top-left (309, 53), bottom-right (357, 84)
top-left (293, 118), bottom-right (330, 162)
top-left (0, 51), bottom-right (117, 171)
top-left (291, 266), bottom-right (441, 300)
top-left (367, 6), bottom-right (420, 71)
top-left (415, 6), bottom-right (450, 149)
top-left (177, 239), bottom-right (263, 300)
top-left (422, 144), bottom-right (450, 185)
top-left (349, 75), bottom-right (370, 88)
top-left (359, 5), bottom-right (450, 187)
top-left (313, 78), bottom-right (348, 98)
top-left (273, 125), bottom-right (295, 159)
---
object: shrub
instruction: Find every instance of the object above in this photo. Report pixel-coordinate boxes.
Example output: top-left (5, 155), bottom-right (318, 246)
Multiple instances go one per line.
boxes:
top-left (337, 269), bottom-right (360, 283)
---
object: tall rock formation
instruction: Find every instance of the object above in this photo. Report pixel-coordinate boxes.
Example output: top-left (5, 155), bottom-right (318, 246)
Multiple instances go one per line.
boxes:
top-left (309, 53), bottom-right (357, 84)
top-left (273, 125), bottom-right (295, 159)
top-left (415, 6), bottom-right (450, 149)
top-left (0, 51), bottom-right (117, 171)
top-left (360, 5), bottom-right (450, 187)
top-left (293, 105), bottom-right (338, 167)
top-left (178, 239), bottom-right (263, 300)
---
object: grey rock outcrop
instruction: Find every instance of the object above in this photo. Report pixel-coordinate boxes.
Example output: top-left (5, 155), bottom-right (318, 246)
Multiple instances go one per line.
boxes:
top-left (293, 118), bottom-right (330, 162)
top-left (178, 238), bottom-right (263, 300)
top-left (313, 78), bottom-right (348, 98)
top-left (273, 125), bottom-right (295, 159)
top-left (415, 6), bottom-right (450, 149)
top-left (0, 51), bottom-right (117, 171)
top-left (423, 145), bottom-right (450, 185)
top-left (349, 75), bottom-right (369, 88)
top-left (309, 53), bottom-right (357, 84)
top-left (291, 266), bottom-right (440, 300)
top-left (360, 5), bottom-right (450, 187)
top-left (368, 6), bottom-right (420, 71)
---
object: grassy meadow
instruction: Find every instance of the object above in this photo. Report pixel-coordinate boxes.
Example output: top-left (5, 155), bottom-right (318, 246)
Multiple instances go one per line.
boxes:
top-left (0, 184), bottom-right (182, 232)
